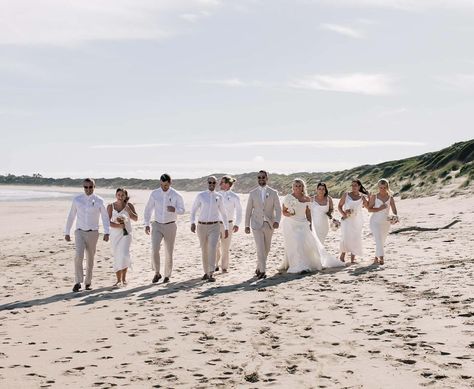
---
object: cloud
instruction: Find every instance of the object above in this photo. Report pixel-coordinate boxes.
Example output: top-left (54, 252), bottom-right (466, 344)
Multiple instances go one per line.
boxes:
top-left (376, 107), bottom-right (408, 117)
top-left (200, 140), bottom-right (424, 148)
top-left (200, 78), bottom-right (263, 87)
top-left (90, 143), bottom-right (171, 149)
top-left (0, 0), bottom-right (221, 46)
top-left (317, 0), bottom-right (474, 11)
top-left (436, 74), bottom-right (474, 91)
top-left (320, 23), bottom-right (364, 39)
top-left (93, 140), bottom-right (424, 149)
top-left (289, 73), bottom-right (396, 96)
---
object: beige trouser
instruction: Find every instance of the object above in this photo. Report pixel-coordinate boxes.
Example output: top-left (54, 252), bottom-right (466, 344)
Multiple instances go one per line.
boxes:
top-left (197, 223), bottom-right (220, 275)
top-left (74, 229), bottom-right (99, 285)
top-left (151, 221), bottom-right (177, 278)
top-left (216, 221), bottom-right (233, 270)
top-left (252, 222), bottom-right (274, 273)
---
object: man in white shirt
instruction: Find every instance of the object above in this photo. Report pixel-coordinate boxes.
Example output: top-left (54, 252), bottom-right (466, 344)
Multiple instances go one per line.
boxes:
top-left (144, 173), bottom-right (185, 284)
top-left (64, 178), bottom-right (110, 292)
top-left (191, 176), bottom-right (229, 282)
top-left (216, 175), bottom-right (242, 273)
top-left (245, 170), bottom-right (282, 279)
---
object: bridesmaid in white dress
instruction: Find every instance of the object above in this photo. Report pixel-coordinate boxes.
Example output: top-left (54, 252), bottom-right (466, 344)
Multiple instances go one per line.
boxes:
top-left (338, 179), bottom-right (369, 263)
top-left (280, 179), bottom-right (344, 273)
top-left (368, 179), bottom-right (398, 265)
top-left (107, 188), bottom-right (138, 286)
top-left (310, 182), bottom-right (334, 243)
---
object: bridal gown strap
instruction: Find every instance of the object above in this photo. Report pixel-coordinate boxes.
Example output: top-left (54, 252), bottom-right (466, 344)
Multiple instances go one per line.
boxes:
top-left (311, 199), bottom-right (330, 243)
top-left (110, 204), bottom-right (133, 272)
top-left (370, 195), bottom-right (391, 257)
top-left (340, 193), bottom-right (364, 256)
top-left (281, 196), bottom-right (344, 273)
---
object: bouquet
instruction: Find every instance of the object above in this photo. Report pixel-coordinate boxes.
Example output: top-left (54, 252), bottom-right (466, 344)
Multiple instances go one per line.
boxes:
top-left (387, 215), bottom-right (399, 225)
top-left (284, 195), bottom-right (298, 216)
top-left (116, 215), bottom-right (129, 236)
top-left (343, 208), bottom-right (353, 219)
top-left (330, 218), bottom-right (341, 231)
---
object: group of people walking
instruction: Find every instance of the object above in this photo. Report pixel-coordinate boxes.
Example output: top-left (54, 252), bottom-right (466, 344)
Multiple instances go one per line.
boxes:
top-left (64, 171), bottom-right (398, 292)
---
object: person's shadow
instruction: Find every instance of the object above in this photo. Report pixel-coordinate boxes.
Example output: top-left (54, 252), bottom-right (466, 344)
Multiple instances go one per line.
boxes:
top-left (195, 266), bottom-right (347, 299)
top-left (0, 286), bottom-right (116, 311)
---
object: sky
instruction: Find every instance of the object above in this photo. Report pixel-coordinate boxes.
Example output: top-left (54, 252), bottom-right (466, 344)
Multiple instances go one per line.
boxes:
top-left (1, 0), bottom-right (473, 179)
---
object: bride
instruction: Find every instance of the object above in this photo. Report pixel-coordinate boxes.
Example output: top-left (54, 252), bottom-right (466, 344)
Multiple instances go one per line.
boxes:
top-left (280, 179), bottom-right (345, 273)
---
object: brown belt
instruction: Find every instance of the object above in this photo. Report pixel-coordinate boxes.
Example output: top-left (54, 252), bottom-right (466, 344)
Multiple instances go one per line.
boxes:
top-left (198, 221), bottom-right (219, 225)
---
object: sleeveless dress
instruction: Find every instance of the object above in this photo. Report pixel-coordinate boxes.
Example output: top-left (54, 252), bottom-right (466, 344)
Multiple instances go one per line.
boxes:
top-left (110, 204), bottom-right (133, 272)
top-left (310, 198), bottom-right (330, 243)
top-left (280, 195), bottom-right (344, 273)
top-left (369, 195), bottom-right (391, 257)
top-left (340, 193), bottom-right (364, 256)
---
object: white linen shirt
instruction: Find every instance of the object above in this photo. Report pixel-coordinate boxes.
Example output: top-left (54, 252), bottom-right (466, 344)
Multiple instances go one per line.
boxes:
top-left (191, 190), bottom-right (229, 229)
top-left (64, 193), bottom-right (110, 235)
top-left (218, 190), bottom-right (242, 226)
top-left (144, 187), bottom-right (185, 227)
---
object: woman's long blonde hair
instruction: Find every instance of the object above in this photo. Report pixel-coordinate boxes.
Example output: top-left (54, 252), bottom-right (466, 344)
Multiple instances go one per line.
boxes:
top-left (377, 178), bottom-right (392, 195)
top-left (293, 178), bottom-right (307, 196)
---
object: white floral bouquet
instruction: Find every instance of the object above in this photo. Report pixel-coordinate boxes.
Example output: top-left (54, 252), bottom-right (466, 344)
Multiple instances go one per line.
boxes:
top-left (330, 218), bottom-right (341, 231)
top-left (284, 195), bottom-right (298, 216)
top-left (343, 208), bottom-right (354, 219)
top-left (387, 215), bottom-right (399, 225)
top-left (116, 215), bottom-right (129, 235)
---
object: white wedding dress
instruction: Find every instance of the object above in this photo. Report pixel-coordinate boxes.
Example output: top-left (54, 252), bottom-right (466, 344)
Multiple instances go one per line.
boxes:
top-left (310, 199), bottom-right (330, 243)
top-left (370, 195), bottom-right (391, 257)
top-left (110, 205), bottom-right (133, 272)
top-left (340, 194), bottom-right (364, 256)
top-left (280, 195), bottom-right (344, 273)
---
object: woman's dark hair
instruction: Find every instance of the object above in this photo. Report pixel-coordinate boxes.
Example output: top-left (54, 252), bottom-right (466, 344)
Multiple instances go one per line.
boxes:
top-left (116, 187), bottom-right (130, 203)
top-left (352, 179), bottom-right (369, 195)
top-left (221, 175), bottom-right (236, 187)
top-left (317, 182), bottom-right (329, 197)
top-left (160, 173), bottom-right (171, 183)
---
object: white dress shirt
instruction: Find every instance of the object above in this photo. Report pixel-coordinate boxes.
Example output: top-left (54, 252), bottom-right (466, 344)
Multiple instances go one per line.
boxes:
top-left (259, 185), bottom-right (267, 203)
top-left (218, 190), bottom-right (242, 226)
top-left (191, 190), bottom-right (229, 229)
top-left (144, 187), bottom-right (185, 227)
top-left (64, 193), bottom-right (110, 235)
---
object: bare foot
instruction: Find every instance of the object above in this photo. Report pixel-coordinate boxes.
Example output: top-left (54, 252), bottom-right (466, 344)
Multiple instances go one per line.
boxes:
top-left (373, 257), bottom-right (379, 265)
top-left (379, 257), bottom-right (384, 265)
top-left (339, 253), bottom-right (346, 262)
top-left (350, 254), bottom-right (356, 263)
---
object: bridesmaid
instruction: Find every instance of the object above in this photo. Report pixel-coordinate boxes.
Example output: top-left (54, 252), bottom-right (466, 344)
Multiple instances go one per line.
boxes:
top-left (107, 188), bottom-right (138, 286)
top-left (310, 182), bottom-right (334, 243)
top-left (368, 179), bottom-right (398, 265)
top-left (338, 179), bottom-right (369, 263)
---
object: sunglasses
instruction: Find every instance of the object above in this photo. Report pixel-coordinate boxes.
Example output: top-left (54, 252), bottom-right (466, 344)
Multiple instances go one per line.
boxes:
top-left (208, 181), bottom-right (216, 184)
top-left (83, 186), bottom-right (93, 189)
top-left (257, 176), bottom-right (266, 179)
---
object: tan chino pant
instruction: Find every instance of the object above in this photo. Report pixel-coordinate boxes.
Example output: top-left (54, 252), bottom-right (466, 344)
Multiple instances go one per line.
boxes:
top-left (216, 222), bottom-right (233, 270)
top-left (151, 221), bottom-right (177, 278)
top-left (74, 229), bottom-right (99, 285)
top-left (252, 222), bottom-right (274, 273)
top-left (197, 223), bottom-right (220, 275)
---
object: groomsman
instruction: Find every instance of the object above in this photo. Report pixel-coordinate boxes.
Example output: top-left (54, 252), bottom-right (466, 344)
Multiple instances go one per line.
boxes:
top-left (191, 176), bottom-right (229, 282)
top-left (144, 173), bottom-right (185, 284)
top-left (245, 170), bottom-right (282, 279)
top-left (215, 175), bottom-right (242, 273)
top-left (64, 178), bottom-right (110, 292)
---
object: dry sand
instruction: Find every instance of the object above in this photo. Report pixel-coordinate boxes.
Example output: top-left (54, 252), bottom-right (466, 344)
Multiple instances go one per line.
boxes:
top-left (0, 185), bottom-right (473, 388)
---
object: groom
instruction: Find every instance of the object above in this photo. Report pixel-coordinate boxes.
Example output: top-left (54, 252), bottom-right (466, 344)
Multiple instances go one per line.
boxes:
top-left (245, 170), bottom-right (282, 279)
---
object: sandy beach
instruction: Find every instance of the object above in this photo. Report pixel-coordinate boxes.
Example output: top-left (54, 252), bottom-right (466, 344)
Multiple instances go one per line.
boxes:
top-left (0, 185), bottom-right (473, 388)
